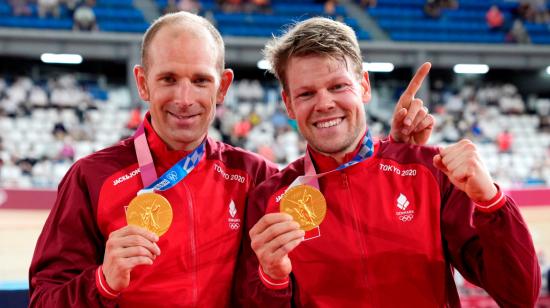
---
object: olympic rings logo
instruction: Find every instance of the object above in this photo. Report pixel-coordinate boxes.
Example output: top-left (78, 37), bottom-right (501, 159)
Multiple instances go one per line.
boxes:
top-left (229, 223), bottom-right (240, 230)
top-left (398, 214), bottom-right (414, 222)
top-left (167, 171), bottom-right (178, 181)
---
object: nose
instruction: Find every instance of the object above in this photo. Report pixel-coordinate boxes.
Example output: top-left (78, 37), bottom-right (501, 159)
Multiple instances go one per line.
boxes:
top-left (175, 80), bottom-right (193, 106)
top-left (313, 89), bottom-right (335, 113)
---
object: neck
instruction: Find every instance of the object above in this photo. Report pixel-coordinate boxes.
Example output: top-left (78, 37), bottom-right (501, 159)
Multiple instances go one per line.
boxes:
top-left (322, 131), bottom-right (366, 164)
top-left (165, 138), bottom-right (203, 152)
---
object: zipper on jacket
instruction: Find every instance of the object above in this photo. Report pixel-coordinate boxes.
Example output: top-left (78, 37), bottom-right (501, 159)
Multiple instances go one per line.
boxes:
top-left (183, 182), bottom-right (199, 307)
top-left (343, 172), bottom-right (369, 285)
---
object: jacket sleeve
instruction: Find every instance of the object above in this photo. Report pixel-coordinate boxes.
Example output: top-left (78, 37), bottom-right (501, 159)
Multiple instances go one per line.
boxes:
top-left (233, 183), bottom-right (293, 308)
top-left (28, 162), bottom-right (117, 307)
top-left (441, 183), bottom-right (541, 307)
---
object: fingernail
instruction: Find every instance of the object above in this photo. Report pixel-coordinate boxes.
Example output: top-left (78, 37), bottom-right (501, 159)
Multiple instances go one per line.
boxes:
top-left (401, 128), bottom-right (409, 134)
top-left (404, 118), bottom-right (412, 126)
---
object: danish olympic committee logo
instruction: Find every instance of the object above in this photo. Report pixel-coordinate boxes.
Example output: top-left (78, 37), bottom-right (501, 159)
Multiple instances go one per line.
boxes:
top-left (395, 193), bottom-right (415, 222)
top-left (228, 200), bottom-right (241, 230)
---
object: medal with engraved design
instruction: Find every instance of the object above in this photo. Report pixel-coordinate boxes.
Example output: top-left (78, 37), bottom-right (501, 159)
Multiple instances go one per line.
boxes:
top-left (126, 193), bottom-right (173, 237)
top-left (280, 185), bottom-right (327, 231)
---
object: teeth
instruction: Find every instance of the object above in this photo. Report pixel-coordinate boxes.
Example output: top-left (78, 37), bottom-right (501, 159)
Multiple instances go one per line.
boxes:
top-left (316, 118), bottom-right (342, 128)
top-left (171, 113), bottom-right (192, 119)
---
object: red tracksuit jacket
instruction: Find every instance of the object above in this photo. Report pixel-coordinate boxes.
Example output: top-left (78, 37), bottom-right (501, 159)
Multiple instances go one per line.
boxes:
top-left (29, 116), bottom-right (278, 307)
top-left (236, 139), bottom-right (540, 307)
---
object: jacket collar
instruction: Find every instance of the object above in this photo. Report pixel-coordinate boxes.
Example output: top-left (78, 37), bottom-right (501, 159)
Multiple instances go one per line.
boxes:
top-left (307, 131), bottom-right (366, 174)
top-left (143, 112), bottom-right (195, 170)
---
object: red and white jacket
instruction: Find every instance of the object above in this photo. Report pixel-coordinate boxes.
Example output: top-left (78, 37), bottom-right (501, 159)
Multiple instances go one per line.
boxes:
top-left (29, 115), bottom-right (278, 307)
top-left (236, 138), bottom-right (540, 307)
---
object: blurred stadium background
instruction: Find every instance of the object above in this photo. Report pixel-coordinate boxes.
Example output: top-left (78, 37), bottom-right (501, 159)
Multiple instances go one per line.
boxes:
top-left (0, 0), bottom-right (549, 306)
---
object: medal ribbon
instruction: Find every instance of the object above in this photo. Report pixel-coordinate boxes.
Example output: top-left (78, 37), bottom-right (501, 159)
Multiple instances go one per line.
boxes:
top-left (289, 130), bottom-right (374, 189)
top-left (133, 122), bottom-right (205, 192)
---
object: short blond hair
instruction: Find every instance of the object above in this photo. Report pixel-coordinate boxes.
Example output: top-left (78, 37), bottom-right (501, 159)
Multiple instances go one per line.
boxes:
top-left (264, 17), bottom-right (363, 92)
top-left (141, 11), bottom-right (225, 72)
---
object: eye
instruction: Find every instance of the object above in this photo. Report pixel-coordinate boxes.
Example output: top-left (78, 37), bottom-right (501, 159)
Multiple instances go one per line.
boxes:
top-left (160, 75), bottom-right (176, 84)
top-left (193, 78), bottom-right (209, 86)
top-left (296, 91), bottom-right (313, 99)
top-left (330, 83), bottom-right (348, 91)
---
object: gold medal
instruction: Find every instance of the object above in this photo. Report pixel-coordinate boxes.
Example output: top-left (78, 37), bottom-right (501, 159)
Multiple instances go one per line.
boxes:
top-left (280, 185), bottom-right (327, 231)
top-left (126, 193), bottom-right (173, 237)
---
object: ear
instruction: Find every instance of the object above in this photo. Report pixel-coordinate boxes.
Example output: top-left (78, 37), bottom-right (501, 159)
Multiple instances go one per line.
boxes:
top-left (134, 65), bottom-right (150, 101)
top-left (216, 69), bottom-right (234, 105)
top-left (281, 89), bottom-right (296, 119)
top-left (360, 71), bottom-right (371, 104)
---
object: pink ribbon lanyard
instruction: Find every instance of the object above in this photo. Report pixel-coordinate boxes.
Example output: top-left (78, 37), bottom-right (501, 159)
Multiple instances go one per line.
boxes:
top-left (133, 123), bottom-right (158, 188)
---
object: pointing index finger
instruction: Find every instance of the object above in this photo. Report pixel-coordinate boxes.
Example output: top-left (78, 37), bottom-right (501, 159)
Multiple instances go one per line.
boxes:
top-left (399, 62), bottom-right (431, 108)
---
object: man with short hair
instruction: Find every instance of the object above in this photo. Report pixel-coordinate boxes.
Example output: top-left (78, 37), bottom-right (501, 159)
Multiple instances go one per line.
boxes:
top-left (238, 17), bottom-right (540, 307)
top-left (29, 12), bottom-right (278, 307)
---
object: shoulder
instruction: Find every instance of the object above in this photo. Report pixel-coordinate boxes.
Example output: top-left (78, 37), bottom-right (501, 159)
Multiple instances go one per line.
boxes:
top-left (205, 138), bottom-right (278, 185)
top-left (71, 137), bottom-right (137, 183)
top-left (251, 158), bottom-right (304, 203)
top-left (377, 139), bottom-right (439, 168)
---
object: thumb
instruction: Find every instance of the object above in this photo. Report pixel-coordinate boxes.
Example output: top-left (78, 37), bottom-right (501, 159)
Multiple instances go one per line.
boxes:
top-left (433, 154), bottom-right (448, 174)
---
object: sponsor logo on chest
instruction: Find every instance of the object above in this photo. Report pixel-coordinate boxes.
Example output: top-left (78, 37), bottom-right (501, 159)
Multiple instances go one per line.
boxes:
top-left (113, 168), bottom-right (140, 186)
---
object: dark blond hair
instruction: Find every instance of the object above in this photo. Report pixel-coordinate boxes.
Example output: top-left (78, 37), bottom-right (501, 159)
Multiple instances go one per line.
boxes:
top-left (264, 17), bottom-right (363, 92)
top-left (141, 11), bottom-right (225, 71)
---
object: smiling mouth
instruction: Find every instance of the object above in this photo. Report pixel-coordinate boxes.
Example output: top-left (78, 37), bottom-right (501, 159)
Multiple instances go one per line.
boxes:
top-left (168, 111), bottom-right (198, 120)
top-left (315, 117), bottom-right (343, 128)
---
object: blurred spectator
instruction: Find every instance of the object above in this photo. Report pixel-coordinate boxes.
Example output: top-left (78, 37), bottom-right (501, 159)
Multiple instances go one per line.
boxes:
top-left (164, 0), bottom-right (201, 14)
top-left (249, 0), bottom-right (271, 13)
top-left (58, 137), bottom-right (75, 162)
top-left (38, 0), bottom-right (60, 18)
top-left (497, 129), bottom-right (513, 153)
top-left (180, 0), bottom-right (201, 14)
top-left (9, 0), bottom-right (32, 16)
top-left (424, 0), bottom-right (457, 18)
top-left (424, 0), bottom-right (441, 18)
top-left (73, 0), bottom-right (98, 31)
top-left (439, 0), bottom-right (458, 9)
top-left (523, 0), bottom-right (550, 23)
top-left (163, 0), bottom-right (180, 14)
top-left (16, 157), bottom-right (36, 177)
top-left (507, 19), bottom-right (532, 44)
top-left (52, 122), bottom-right (68, 140)
top-left (486, 5), bottom-right (504, 30)
top-left (324, 0), bottom-right (337, 15)
top-left (126, 106), bottom-right (142, 130)
top-left (218, 0), bottom-right (244, 13)
top-left (359, 0), bottom-right (377, 8)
